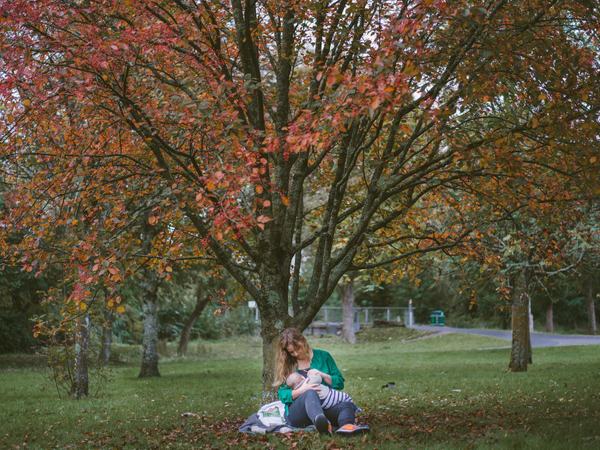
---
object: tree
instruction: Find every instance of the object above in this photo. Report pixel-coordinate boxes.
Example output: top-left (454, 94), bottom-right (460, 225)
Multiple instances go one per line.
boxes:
top-left (1, 0), bottom-right (598, 388)
top-left (177, 286), bottom-right (211, 356)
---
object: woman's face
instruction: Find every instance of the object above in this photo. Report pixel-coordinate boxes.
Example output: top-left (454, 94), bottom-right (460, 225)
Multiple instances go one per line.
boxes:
top-left (286, 344), bottom-right (300, 359)
top-left (286, 343), bottom-right (309, 360)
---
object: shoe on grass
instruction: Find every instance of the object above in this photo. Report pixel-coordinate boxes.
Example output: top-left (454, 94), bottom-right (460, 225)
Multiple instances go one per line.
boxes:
top-left (314, 414), bottom-right (332, 435)
top-left (335, 423), bottom-right (370, 436)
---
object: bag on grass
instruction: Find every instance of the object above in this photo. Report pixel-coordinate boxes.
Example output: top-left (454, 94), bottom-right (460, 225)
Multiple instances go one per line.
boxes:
top-left (238, 400), bottom-right (315, 434)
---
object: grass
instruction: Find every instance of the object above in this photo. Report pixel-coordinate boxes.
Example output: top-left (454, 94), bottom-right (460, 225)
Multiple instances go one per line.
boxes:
top-left (1, 327), bottom-right (600, 449)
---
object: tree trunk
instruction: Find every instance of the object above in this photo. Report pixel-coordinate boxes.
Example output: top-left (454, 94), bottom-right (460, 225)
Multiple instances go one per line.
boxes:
top-left (545, 301), bottom-right (554, 333)
top-left (72, 314), bottom-right (90, 399)
top-left (587, 276), bottom-right (597, 335)
top-left (99, 309), bottom-right (113, 366)
top-left (509, 271), bottom-right (532, 372)
top-left (138, 214), bottom-right (161, 378)
top-left (178, 286), bottom-right (211, 356)
top-left (339, 279), bottom-right (356, 344)
top-left (256, 272), bottom-right (289, 399)
top-left (260, 318), bottom-right (284, 402)
top-left (139, 291), bottom-right (160, 378)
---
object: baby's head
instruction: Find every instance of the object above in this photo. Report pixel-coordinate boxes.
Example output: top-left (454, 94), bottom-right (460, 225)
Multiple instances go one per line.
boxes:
top-left (286, 372), bottom-right (306, 390)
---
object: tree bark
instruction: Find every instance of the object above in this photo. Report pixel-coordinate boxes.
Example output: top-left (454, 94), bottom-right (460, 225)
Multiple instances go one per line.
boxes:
top-left (138, 214), bottom-right (161, 378)
top-left (255, 272), bottom-right (290, 398)
top-left (260, 317), bottom-right (284, 402)
top-left (139, 286), bottom-right (160, 378)
top-left (587, 276), bottom-right (597, 335)
top-left (339, 278), bottom-right (356, 344)
top-left (99, 309), bottom-right (113, 366)
top-left (177, 286), bottom-right (211, 356)
top-left (545, 301), bottom-right (554, 333)
top-left (509, 271), bottom-right (532, 372)
top-left (72, 314), bottom-right (90, 399)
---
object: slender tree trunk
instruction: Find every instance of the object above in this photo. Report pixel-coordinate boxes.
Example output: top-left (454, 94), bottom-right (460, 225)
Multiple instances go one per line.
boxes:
top-left (587, 276), bottom-right (597, 335)
top-left (99, 309), bottom-right (113, 366)
top-left (139, 286), bottom-right (160, 378)
top-left (178, 287), bottom-right (211, 356)
top-left (138, 214), bottom-right (161, 378)
top-left (339, 278), bottom-right (356, 344)
top-left (545, 301), bottom-right (554, 333)
top-left (72, 314), bottom-right (90, 398)
top-left (509, 271), bottom-right (532, 372)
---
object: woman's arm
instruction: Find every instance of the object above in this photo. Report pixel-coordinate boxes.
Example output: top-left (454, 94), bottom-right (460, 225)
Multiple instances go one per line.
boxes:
top-left (325, 352), bottom-right (345, 389)
top-left (291, 380), bottom-right (320, 399)
top-left (309, 351), bottom-right (345, 389)
top-left (278, 384), bottom-right (293, 405)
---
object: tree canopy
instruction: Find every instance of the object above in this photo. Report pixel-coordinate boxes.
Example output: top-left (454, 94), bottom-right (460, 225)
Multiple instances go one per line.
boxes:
top-left (1, 0), bottom-right (598, 385)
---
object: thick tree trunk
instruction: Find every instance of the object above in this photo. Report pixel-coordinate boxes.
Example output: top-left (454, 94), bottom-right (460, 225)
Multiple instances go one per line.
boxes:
top-left (139, 291), bottom-right (160, 378)
top-left (72, 314), bottom-right (90, 399)
top-left (178, 287), bottom-right (211, 356)
top-left (260, 326), bottom-right (279, 401)
top-left (509, 271), bottom-right (532, 372)
top-left (587, 277), bottom-right (597, 335)
top-left (545, 301), bottom-right (554, 333)
top-left (256, 271), bottom-right (290, 399)
top-left (99, 309), bottom-right (113, 366)
top-left (339, 279), bottom-right (356, 344)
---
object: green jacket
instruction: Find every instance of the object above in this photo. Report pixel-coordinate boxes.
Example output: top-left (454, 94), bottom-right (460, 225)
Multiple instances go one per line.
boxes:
top-left (277, 349), bottom-right (345, 415)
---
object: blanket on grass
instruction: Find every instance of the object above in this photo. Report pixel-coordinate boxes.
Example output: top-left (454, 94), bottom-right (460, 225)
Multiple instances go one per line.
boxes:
top-left (238, 401), bottom-right (316, 434)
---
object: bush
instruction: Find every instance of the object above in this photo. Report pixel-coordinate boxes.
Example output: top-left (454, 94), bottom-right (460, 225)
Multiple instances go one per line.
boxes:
top-left (0, 311), bottom-right (38, 353)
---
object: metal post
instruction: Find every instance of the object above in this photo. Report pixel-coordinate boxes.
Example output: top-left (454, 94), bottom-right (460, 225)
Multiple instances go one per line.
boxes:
top-left (528, 297), bottom-right (534, 333)
top-left (324, 308), bottom-right (329, 322)
top-left (386, 308), bottom-right (390, 321)
top-left (365, 308), bottom-right (369, 324)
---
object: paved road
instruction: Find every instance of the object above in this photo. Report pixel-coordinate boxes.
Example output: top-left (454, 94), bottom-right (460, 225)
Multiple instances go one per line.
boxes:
top-left (413, 325), bottom-right (600, 348)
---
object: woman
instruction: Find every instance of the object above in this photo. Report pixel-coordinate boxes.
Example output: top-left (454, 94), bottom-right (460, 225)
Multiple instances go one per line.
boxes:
top-left (274, 328), bottom-right (367, 435)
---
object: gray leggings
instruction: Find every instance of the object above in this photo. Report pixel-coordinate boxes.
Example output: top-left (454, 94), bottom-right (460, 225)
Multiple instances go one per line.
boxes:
top-left (286, 390), bottom-right (356, 428)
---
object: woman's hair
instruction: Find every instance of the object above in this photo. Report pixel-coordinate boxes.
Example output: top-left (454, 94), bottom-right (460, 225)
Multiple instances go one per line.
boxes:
top-left (272, 328), bottom-right (312, 387)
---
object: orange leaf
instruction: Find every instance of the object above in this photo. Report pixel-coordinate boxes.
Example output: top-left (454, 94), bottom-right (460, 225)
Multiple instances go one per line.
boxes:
top-left (257, 215), bottom-right (272, 224)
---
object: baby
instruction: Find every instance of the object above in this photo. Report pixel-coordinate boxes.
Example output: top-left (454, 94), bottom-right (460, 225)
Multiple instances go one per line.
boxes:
top-left (286, 369), bottom-right (353, 410)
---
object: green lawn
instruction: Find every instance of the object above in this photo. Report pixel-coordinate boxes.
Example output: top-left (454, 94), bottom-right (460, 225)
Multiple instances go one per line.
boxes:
top-left (1, 328), bottom-right (599, 449)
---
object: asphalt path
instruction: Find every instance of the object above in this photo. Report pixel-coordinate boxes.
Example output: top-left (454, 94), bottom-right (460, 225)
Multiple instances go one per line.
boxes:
top-left (413, 325), bottom-right (600, 348)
